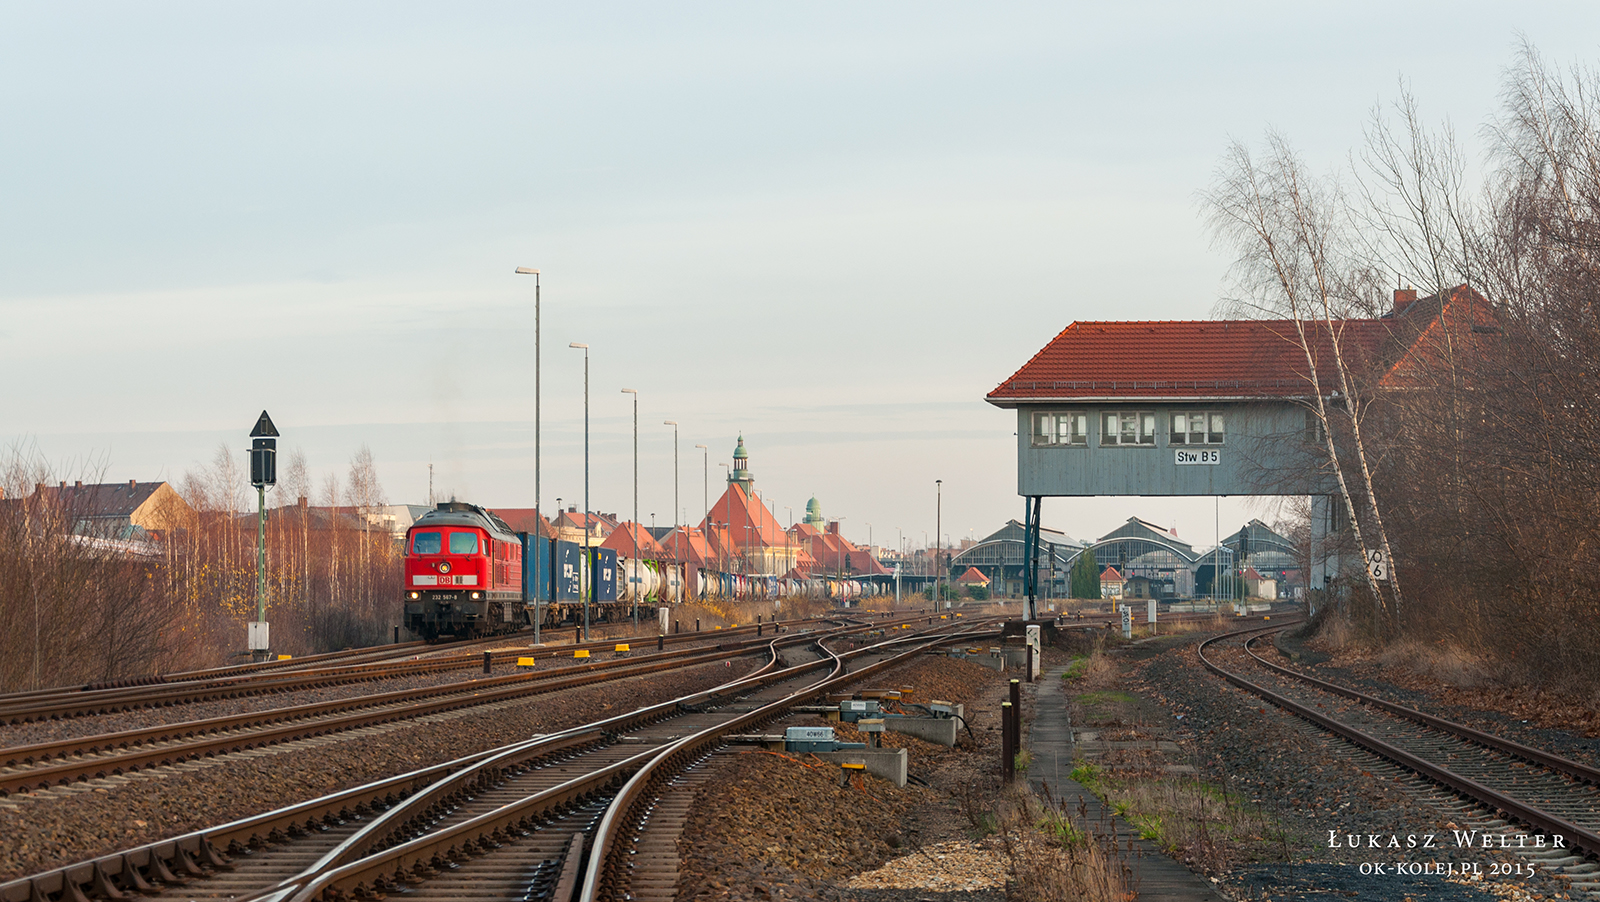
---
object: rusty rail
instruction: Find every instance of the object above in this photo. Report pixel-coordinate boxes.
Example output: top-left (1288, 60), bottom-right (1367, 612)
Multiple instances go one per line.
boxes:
top-left (1199, 624), bottom-right (1600, 859)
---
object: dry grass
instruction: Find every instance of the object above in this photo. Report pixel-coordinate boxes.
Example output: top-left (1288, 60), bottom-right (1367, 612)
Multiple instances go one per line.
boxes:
top-left (673, 595), bottom-right (834, 630)
top-left (1062, 645), bottom-right (1120, 690)
top-left (979, 785), bottom-right (1135, 902)
top-left (1312, 613), bottom-right (1493, 690)
top-left (1070, 759), bottom-right (1287, 874)
top-left (1375, 639), bottom-right (1492, 689)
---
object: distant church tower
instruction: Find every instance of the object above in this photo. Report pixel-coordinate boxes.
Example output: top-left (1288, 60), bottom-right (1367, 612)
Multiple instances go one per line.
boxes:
top-left (728, 435), bottom-right (756, 494)
top-left (804, 496), bottom-right (824, 531)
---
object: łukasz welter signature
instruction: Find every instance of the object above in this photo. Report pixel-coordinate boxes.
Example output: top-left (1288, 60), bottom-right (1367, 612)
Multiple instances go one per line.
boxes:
top-left (1328, 829), bottom-right (1566, 850)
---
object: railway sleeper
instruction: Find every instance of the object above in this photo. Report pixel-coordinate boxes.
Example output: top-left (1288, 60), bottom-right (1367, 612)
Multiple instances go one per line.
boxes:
top-left (111, 856), bottom-right (155, 896)
top-left (144, 854), bottom-right (185, 886)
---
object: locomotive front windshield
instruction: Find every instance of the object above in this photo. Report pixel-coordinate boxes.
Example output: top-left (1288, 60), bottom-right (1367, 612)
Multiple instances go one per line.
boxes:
top-left (412, 531), bottom-right (441, 554)
top-left (449, 532), bottom-right (479, 554)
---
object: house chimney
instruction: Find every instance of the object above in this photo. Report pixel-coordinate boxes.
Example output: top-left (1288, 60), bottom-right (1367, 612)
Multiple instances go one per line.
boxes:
top-left (827, 521), bottom-right (840, 535)
top-left (298, 496), bottom-right (308, 509)
top-left (1393, 286), bottom-right (1418, 314)
top-left (59, 481), bottom-right (66, 490)
top-left (74, 481), bottom-right (83, 489)
top-left (129, 479), bottom-right (136, 490)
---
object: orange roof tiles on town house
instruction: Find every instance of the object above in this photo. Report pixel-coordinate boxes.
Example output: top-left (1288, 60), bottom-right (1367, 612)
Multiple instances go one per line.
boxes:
top-left (601, 522), bottom-right (665, 558)
top-left (1100, 566), bottom-right (1124, 582)
top-left (489, 508), bottom-right (557, 538)
top-left (955, 566), bottom-right (990, 585)
top-left (662, 526), bottom-right (719, 568)
top-left (701, 483), bottom-right (789, 548)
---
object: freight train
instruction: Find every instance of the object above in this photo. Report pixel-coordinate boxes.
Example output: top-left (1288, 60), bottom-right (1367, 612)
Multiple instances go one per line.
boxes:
top-left (402, 501), bottom-right (888, 640)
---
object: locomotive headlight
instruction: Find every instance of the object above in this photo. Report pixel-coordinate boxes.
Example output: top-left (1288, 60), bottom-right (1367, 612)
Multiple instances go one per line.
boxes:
top-left (471, 591), bottom-right (481, 600)
top-left (409, 592), bottom-right (419, 600)
top-left (439, 561), bottom-right (451, 574)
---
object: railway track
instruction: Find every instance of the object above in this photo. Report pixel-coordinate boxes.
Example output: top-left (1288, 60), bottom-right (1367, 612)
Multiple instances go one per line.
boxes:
top-left (1, 619), bottom-right (996, 902)
top-left (0, 616), bottom-right (845, 727)
top-left (0, 621), bottom-right (898, 798)
top-left (1199, 624), bottom-right (1600, 890)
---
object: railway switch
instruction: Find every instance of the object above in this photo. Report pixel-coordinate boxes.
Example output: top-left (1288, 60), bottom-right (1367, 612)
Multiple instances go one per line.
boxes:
top-left (783, 726), bottom-right (866, 754)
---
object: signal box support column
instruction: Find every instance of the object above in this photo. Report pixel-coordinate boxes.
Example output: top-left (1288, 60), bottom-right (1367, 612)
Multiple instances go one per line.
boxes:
top-left (1022, 496), bottom-right (1041, 621)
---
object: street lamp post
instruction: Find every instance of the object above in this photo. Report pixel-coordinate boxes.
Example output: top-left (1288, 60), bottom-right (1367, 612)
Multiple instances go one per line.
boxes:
top-left (515, 267), bottom-right (542, 644)
top-left (663, 420), bottom-right (678, 601)
top-left (621, 388), bottom-right (639, 627)
top-left (570, 342), bottom-right (590, 640)
top-left (935, 480), bottom-right (943, 608)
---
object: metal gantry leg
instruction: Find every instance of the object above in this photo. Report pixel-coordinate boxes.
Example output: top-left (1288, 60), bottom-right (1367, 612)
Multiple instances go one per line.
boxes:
top-left (1023, 495), bottom-right (1041, 621)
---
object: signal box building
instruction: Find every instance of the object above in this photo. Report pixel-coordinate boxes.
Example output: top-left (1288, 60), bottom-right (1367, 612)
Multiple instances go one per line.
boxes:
top-left (986, 288), bottom-right (1478, 614)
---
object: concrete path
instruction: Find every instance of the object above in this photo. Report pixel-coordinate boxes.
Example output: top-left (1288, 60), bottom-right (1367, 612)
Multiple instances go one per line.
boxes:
top-left (1027, 665), bottom-right (1227, 902)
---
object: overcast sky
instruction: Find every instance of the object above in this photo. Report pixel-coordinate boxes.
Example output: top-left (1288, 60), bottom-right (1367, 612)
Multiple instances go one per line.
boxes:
top-left (3, 3), bottom-right (1596, 550)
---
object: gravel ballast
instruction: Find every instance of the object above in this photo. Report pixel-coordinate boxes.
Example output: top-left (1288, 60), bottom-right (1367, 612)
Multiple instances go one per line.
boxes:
top-left (0, 658), bottom-right (756, 881)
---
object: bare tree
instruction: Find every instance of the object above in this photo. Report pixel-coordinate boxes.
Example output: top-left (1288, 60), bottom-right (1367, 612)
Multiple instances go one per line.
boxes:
top-left (1205, 136), bottom-right (1403, 622)
top-left (347, 445), bottom-right (386, 618)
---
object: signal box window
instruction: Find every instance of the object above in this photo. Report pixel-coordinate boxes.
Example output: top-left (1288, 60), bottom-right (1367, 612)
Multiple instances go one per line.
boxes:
top-left (1101, 412), bottom-right (1156, 446)
top-left (1031, 412), bottom-right (1088, 447)
top-left (1169, 412), bottom-right (1226, 445)
top-left (412, 531), bottom-right (441, 554)
top-left (450, 532), bottom-right (480, 554)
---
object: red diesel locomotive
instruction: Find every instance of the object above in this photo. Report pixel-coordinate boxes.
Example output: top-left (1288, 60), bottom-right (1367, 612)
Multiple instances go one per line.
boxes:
top-left (402, 502), bottom-right (524, 639)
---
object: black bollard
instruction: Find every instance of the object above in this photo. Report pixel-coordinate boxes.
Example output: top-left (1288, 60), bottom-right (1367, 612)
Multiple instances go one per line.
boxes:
top-left (696, 619), bottom-right (700, 632)
top-left (483, 652), bottom-right (492, 674)
top-left (575, 627), bottom-right (581, 645)
top-left (394, 626), bottom-right (399, 644)
top-left (1001, 702), bottom-right (1015, 783)
top-left (1008, 680), bottom-right (1023, 771)
top-left (674, 620), bottom-right (680, 634)
top-left (758, 623), bottom-right (763, 636)
top-left (658, 635), bottom-right (664, 652)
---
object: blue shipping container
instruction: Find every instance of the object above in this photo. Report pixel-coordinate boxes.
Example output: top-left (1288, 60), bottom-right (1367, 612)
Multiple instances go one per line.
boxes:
top-left (592, 547), bottom-right (618, 602)
top-left (555, 541), bottom-right (582, 601)
top-left (521, 534), bottom-right (552, 602)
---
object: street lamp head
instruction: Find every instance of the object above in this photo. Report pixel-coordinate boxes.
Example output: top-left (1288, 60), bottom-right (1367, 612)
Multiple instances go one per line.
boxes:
top-left (621, 388), bottom-right (637, 394)
top-left (515, 267), bottom-right (540, 275)
top-left (663, 420), bottom-right (677, 426)
top-left (569, 342), bottom-right (588, 349)
top-left (694, 443), bottom-right (707, 449)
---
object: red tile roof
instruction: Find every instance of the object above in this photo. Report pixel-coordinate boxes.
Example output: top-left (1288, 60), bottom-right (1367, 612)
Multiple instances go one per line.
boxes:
top-left (663, 526), bottom-right (719, 567)
top-left (489, 508), bottom-right (556, 538)
top-left (700, 485), bottom-right (789, 548)
top-left (1100, 566), bottom-right (1123, 582)
top-left (601, 522), bottom-right (664, 558)
top-left (956, 566), bottom-right (990, 585)
top-left (986, 317), bottom-right (1413, 404)
top-left (788, 524), bottom-right (888, 576)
